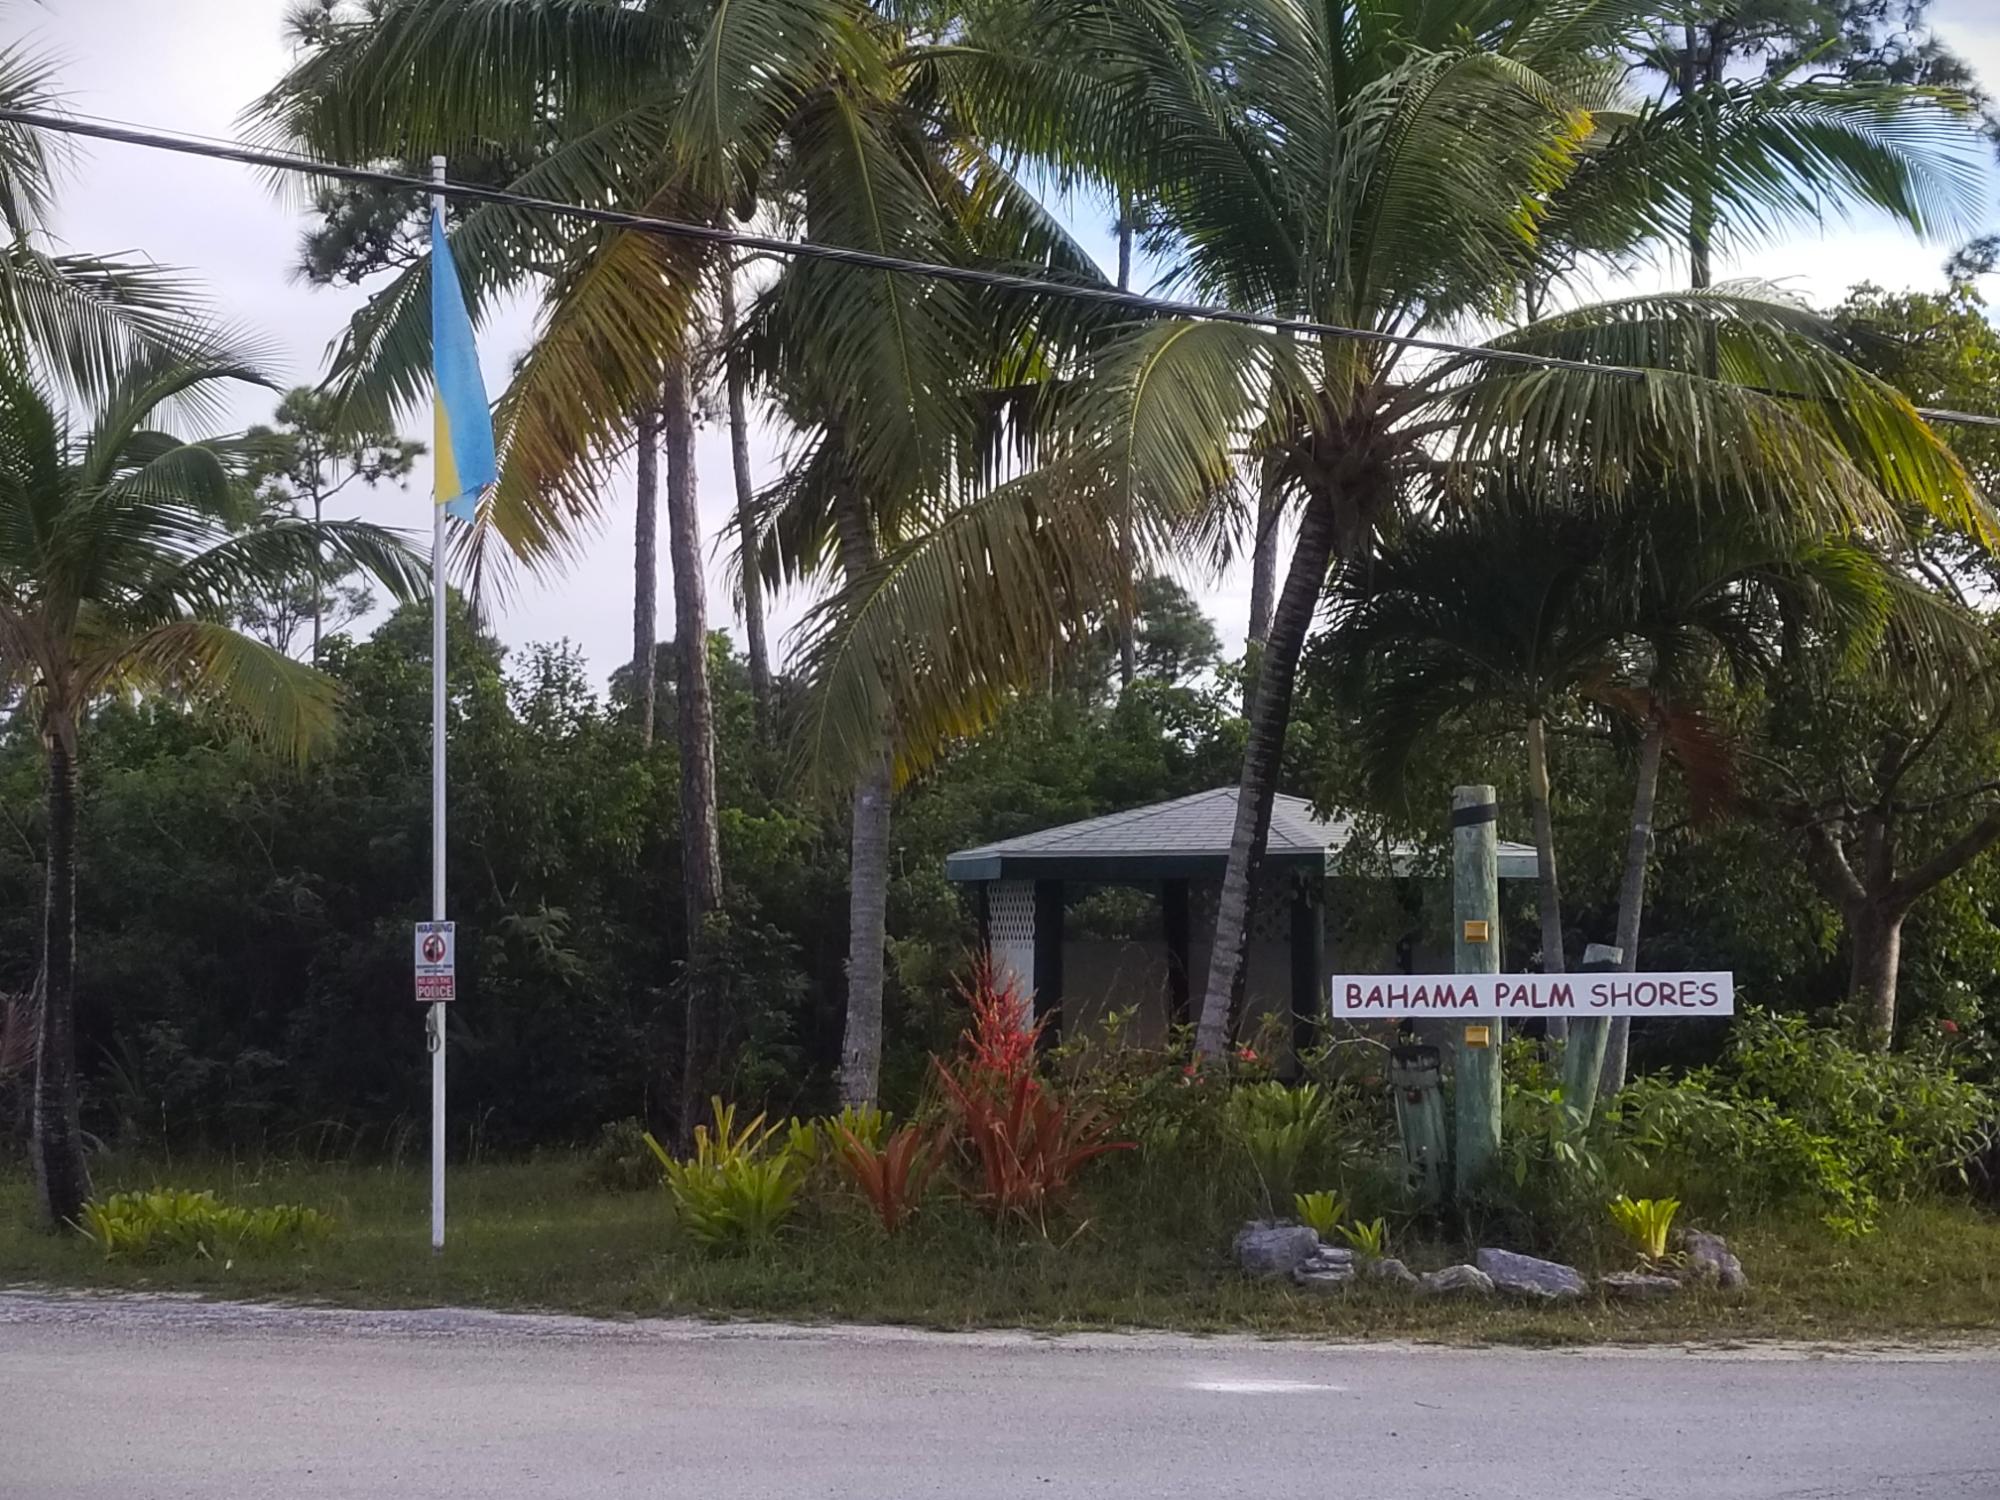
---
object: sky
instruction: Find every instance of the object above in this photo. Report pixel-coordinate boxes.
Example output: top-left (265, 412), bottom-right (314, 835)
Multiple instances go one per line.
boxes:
top-left (16, 0), bottom-right (2000, 686)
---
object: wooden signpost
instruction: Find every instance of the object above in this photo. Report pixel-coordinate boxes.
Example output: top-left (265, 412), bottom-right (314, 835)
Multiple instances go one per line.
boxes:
top-left (1347, 787), bottom-right (1736, 1203)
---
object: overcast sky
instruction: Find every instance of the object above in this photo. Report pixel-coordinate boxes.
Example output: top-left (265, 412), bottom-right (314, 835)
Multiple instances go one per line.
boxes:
top-left (17, 0), bottom-right (2000, 686)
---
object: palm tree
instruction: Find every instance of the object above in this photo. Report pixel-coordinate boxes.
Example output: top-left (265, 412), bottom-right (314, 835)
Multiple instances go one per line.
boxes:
top-left (793, 0), bottom-right (1990, 1060)
top-left (0, 353), bottom-right (423, 1228)
top-left (264, 0), bottom-right (1100, 1107)
top-left (0, 38), bottom-right (208, 402)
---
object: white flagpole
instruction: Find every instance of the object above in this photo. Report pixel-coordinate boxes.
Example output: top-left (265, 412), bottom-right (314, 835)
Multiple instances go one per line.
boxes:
top-left (429, 154), bottom-right (449, 1255)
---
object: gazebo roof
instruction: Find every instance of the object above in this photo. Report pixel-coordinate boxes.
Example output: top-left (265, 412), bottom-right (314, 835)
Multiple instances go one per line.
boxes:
top-left (945, 786), bottom-right (1539, 883)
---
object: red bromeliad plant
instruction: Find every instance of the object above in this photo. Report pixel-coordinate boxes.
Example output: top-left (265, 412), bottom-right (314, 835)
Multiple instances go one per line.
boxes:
top-left (830, 1120), bottom-right (942, 1234)
top-left (958, 959), bottom-right (1038, 1089)
top-left (933, 961), bottom-right (1133, 1225)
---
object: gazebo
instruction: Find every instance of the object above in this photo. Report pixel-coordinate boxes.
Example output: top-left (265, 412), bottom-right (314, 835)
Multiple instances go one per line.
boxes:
top-left (947, 786), bottom-right (1539, 1048)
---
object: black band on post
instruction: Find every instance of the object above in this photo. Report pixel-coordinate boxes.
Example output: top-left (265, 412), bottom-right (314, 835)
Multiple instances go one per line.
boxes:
top-left (1450, 802), bottom-right (1499, 828)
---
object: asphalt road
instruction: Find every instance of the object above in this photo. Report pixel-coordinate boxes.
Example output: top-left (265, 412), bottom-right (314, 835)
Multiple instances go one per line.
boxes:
top-left (2, 1292), bottom-right (1996, 1499)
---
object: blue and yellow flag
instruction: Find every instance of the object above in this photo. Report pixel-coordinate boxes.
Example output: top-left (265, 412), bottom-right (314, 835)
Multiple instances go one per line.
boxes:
top-left (431, 205), bottom-right (496, 522)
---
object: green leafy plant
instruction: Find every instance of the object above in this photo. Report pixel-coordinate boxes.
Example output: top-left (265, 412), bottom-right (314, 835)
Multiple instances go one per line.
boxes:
top-left (1607, 1195), bottom-right (1680, 1261)
top-left (1226, 1082), bottom-right (1333, 1209)
top-left (1335, 1217), bottom-right (1388, 1259)
top-left (831, 1103), bottom-right (891, 1153)
top-left (78, 1189), bottom-right (334, 1262)
top-left (831, 1121), bottom-right (942, 1234)
top-left (782, 1117), bottom-right (821, 1169)
top-left (581, 1117), bottom-right (660, 1191)
top-left (644, 1099), bottom-right (802, 1249)
top-left (1292, 1190), bottom-right (1345, 1240)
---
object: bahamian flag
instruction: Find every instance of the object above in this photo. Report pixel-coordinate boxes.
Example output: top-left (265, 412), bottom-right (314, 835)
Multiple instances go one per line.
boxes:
top-left (431, 204), bottom-right (496, 522)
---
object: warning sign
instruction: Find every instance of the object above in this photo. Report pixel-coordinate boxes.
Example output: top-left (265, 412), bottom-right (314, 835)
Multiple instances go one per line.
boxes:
top-left (414, 921), bottom-right (456, 1003)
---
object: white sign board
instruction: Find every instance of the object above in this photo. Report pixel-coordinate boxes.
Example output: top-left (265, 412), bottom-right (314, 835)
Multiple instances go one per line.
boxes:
top-left (1330, 971), bottom-right (1733, 1019)
top-left (414, 921), bottom-right (457, 1003)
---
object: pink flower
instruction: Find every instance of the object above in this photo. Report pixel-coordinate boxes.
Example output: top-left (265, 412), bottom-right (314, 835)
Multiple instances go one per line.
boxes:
top-left (1237, 1046), bottom-right (1259, 1063)
top-left (1940, 1019), bottom-right (1961, 1036)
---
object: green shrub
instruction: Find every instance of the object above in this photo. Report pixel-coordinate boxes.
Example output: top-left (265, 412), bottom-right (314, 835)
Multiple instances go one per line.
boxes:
top-left (78, 1189), bottom-right (334, 1262)
top-left (1226, 1082), bottom-right (1334, 1210)
top-left (581, 1117), bottom-right (660, 1192)
top-left (1607, 1012), bottom-right (1996, 1234)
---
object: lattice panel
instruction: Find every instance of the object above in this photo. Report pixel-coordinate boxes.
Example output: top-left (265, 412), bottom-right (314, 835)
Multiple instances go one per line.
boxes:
top-left (986, 879), bottom-right (1037, 1001)
top-left (987, 881), bottom-right (1036, 944)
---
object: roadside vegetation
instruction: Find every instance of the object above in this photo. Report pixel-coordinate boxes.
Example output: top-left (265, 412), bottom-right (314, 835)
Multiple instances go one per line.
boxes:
top-left (2, 0), bottom-right (2000, 1341)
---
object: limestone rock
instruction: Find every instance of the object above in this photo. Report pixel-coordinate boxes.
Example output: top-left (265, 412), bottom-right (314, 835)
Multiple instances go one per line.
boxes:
top-left (1679, 1229), bottom-right (1748, 1291)
top-left (1292, 1260), bottom-right (1356, 1292)
top-left (1418, 1263), bottom-right (1495, 1297)
top-left (1364, 1256), bottom-right (1420, 1289)
top-left (1475, 1247), bottom-right (1587, 1301)
top-left (1233, 1222), bottom-right (1322, 1278)
top-left (1599, 1271), bottom-right (1682, 1301)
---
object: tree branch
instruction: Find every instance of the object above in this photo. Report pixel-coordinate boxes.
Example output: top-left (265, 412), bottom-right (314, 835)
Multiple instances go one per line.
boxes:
top-left (1887, 806), bottom-right (2000, 909)
top-left (1798, 820), bottom-right (1867, 910)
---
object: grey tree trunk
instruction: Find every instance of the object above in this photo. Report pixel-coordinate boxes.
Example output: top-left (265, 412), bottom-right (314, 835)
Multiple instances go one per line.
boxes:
top-left (1599, 715), bottom-right (1666, 1098)
top-left (1194, 492), bottom-right (1337, 1058)
top-left (662, 355), bottom-right (721, 1137)
top-left (1246, 464), bottom-right (1278, 650)
top-left (834, 486), bottom-right (892, 1107)
top-left (663, 357), bottom-right (721, 926)
top-left (32, 729), bottom-right (90, 1230)
top-left (1524, 714), bottom-right (1566, 1041)
top-left (633, 404), bottom-right (660, 748)
top-left (310, 490), bottom-right (324, 667)
top-left (719, 269), bottom-right (773, 732)
top-left (1115, 202), bottom-right (1137, 693)
top-left (1851, 902), bottom-right (1906, 1052)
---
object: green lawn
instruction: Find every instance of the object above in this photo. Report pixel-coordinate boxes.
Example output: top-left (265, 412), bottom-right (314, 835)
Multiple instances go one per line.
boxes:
top-left (4, 1155), bottom-right (1998, 1343)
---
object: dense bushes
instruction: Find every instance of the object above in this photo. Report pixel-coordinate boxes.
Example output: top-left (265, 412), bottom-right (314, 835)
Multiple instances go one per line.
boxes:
top-left (1608, 1012), bottom-right (1994, 1234)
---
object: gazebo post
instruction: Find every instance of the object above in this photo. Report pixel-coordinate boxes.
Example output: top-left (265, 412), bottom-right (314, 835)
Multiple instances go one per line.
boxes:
top-left (1033, 879), bottom-right (1065, 1047)
top-left (1288, 876), bottom-right (1323, 1059)
top-left (1161, 878), bottom-right (1191, 1031)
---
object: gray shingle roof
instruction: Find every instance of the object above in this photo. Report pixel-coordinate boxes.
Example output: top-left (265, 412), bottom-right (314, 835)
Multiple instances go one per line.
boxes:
top-left (945, 787), bottom-right (1538, 881)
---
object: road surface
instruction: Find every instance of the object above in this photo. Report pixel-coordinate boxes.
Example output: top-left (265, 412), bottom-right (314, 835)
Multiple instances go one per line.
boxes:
top-left (2, 1291), bottom-right (1995, 1498)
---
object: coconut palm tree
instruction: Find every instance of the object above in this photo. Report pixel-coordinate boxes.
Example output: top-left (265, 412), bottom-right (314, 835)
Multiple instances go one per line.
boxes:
top-left (0, 36), bottom-right (207, 403)
top-left (263, 0), bottom-right (1102, 1107)
top-left (0, 352), bottom-right (423, 1229)
top-left (793, 0), bottom-right (1991, 1059)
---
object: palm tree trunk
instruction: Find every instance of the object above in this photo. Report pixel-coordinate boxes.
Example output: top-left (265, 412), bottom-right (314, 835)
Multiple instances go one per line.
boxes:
top-left (720, 268), bottom-right (773, 732)
top-left (833, 484), bottom-right (892, 1107)
top-left (310, 490), bottom-right (324, 667)
top-left (1115, 199), bottom-right (1137, 693)
top-left (1246, 464), bottom-right (1278, 649)
top-left (662, 352), bottom-right (721, 1138)
top-left (1194, 491), bottom-right (1336, 1058)
top-left (663, 356), bottom-right (721, 928)
top-left (32, 729), bottom-right (90, 1230)
top-left (633, 404), bottom-right (660, 748)
top-left (1525, 715), bottom-right (1567, 1030)
top-left (1599, 714), bottom-right (1666, 1098)
top-left (1851, 901), bottom-right (1905, 1052)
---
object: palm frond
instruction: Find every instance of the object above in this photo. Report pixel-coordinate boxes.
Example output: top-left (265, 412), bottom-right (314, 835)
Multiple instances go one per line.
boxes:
top-left (84, 618), bottom-right (340, 764)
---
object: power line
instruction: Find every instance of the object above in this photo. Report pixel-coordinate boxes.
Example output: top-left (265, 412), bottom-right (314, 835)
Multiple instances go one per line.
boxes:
top-left (5, 104), bottom-right (1999, 432)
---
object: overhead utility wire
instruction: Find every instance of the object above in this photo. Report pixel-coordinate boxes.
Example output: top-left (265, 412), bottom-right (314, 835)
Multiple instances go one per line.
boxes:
top-left (6, 105), bottom-right (1999, 432)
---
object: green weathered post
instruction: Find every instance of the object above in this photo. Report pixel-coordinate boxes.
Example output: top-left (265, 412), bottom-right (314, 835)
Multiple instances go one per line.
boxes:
top-left (1452, 785), bottom-right (1502, 1197)
top-left (1390, 1044), bottom-right (1449, 1208)
top-left (1559, 942), bottom-right (1623, 1127)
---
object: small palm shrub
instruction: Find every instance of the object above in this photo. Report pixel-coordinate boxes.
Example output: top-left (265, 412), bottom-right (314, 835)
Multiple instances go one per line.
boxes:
top-left (1293, 1191), bottom-right (1344, 1239)
top-left (1607, 1196), bottom-right (1680, 1262)
top-left (644, 1098), bottom-right (803, 1250)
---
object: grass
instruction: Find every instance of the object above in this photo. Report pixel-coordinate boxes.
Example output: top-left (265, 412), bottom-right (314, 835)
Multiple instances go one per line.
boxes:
top-left (3, 1153), bottom-right (1998, 1344)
